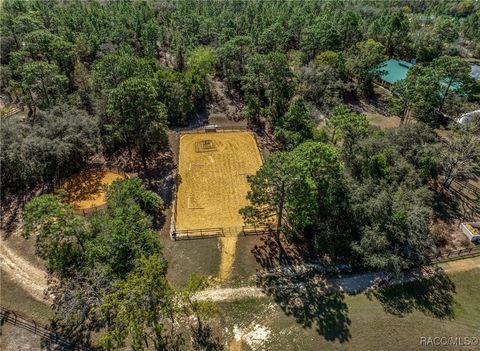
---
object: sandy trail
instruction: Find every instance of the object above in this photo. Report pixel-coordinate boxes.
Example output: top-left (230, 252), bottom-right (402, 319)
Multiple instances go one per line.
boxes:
top-left (218, 236), bottom-right (238, 281)
top-left (0, 239), bottom-right (49, 302)
top-left (2, 230), bottom-right (478, 305)
top-left (196, 256), bottom-right (480, 302)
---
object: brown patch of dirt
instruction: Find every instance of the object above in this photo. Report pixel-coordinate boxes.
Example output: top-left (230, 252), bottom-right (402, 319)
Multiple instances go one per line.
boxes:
top-left (58, 169), bottom-right (125, 209)
top-left (207, 79), bottom-right (246, 127)
top-left (218, 236), bottom-right (239, 281)
top-left (0, 239), bottom-right (49, 302)
top-left (227, 339), bottom-right (243, 351)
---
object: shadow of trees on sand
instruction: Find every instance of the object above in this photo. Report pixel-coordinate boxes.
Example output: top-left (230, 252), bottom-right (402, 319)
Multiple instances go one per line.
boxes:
top-left (251, 235), bottom-right (459, 344)
top-left (252, 235), bottom-right (351, 343)
top-left (368, 271), bottom-right (456, 319)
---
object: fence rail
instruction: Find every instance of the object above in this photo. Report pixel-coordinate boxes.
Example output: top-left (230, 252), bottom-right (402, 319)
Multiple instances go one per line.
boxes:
top-left (179, 126), bottom-right (249, 134)
top-left (172, 227), bottom-right (225, 240)
top-left (0, 307), bottom-right (94, 350)
top-left (427, 246), bottom-right (480, 263)
top-left (241, 225), bottom-right (275, 236)
top-left (172, 225), bottom-right (274, 240)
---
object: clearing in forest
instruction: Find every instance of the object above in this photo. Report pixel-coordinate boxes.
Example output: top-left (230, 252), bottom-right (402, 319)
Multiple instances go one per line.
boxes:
top-left (59, 169), bottom-right (125, 210)
top-left (174, 131), bottom-right (262, 232)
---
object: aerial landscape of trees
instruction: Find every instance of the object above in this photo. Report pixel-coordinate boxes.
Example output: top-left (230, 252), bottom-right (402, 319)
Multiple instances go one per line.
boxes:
top-left (1, 0), bottom-right (479, 349)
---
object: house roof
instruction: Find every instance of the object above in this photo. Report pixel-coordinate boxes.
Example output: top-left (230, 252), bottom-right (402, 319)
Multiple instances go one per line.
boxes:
top-left (379, 59), bottom-right (413, 85)
top-left (378, 59), bottom-right (468, 96)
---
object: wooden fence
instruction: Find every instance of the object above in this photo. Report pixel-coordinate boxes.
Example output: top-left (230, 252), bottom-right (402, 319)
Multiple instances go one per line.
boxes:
top-left (241, 225), bottom-right (275, 236)
top-left (172, 224), bottom-right (274, 240)
top-left (179, 125), bottom-right (249, 134)
top-left (172, 227), bottom-right (225, 240)
top-left (427, 246), bottom-right (480, 264)
top-left (0, 307), bottom-right (94, 350)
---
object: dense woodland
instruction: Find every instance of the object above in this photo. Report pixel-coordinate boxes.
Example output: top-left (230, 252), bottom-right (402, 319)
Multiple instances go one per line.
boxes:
top-left (1, 0), bottom-right (480, 350)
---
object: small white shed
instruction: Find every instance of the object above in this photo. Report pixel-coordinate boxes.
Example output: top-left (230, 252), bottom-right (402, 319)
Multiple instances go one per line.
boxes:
top-left (460, 222), bottom-right (480, 243)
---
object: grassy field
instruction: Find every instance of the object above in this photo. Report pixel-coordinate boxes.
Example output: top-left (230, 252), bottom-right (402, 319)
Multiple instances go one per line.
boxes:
top-left (365, 113), bottom-right (401, 129)
top-left (218, 268), bottom-right (480, 351)
top-left (2, 256), bottom-right (479, 351)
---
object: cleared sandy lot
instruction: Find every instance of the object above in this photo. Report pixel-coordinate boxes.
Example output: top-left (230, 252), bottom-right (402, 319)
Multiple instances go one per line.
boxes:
top-left (175, 131), bottom-right (262, 232)
top-left (59, 169), bottom-right (125, 209)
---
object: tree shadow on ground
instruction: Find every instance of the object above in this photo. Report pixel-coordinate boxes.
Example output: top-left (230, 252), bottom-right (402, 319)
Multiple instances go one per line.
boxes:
top-left (447, 183), bottom-right (480, 221)
top-left (1, 194), bottom-right (27, 239)
top-left (251, 235), bottom-right (303, 270)
top-left (251, 234), bottom-right (326, 271)
top-left (58, 169), bottom-right (106, 205)
top-left (432, 191), bottom-right (461, 223)
top-left (192, 324), bottom-right (224, 351)
top-left (252, 235), bottom-right (351, 343)
top-left (432, 182), bottom-right (480, 223)
top-left (368, 271), bottom-right (456, 319)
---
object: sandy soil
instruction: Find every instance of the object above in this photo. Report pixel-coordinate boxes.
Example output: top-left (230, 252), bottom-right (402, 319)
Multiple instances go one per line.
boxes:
top-left (195, 286), bottom-right (267, 302)
top-left (218, 236), bottom-right (239, 281)
top-left (196, 256), bottom-right (480, 302)
top-left (0, 239), bottom-right (49, 302)
top-left (58, 170), bottom-right (125, 209)
top-left (175, 131), bottom-right (262, 231)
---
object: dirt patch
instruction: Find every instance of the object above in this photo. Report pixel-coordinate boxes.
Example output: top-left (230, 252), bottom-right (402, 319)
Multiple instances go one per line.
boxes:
top-left (58, 169), bottom-right (125, 209)
top-left (175, 131), bottom-right (262, 231)
top-left (207, 78), bottom-right (246, 127)
top-left (218, 236), bottom-right (239, 281)
top-left (230, 323), bottom-right (271, 351)
top-left (365, 113), bottom-right (401, 129)
top-left (195, 287), bottom-right (266, 302)
top-left (0, 239), bottom-right (49, 302)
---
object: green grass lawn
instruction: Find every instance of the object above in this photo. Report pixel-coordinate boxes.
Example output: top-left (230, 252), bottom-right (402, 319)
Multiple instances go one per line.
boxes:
top-left (218, 268), bottom-right (480, 351)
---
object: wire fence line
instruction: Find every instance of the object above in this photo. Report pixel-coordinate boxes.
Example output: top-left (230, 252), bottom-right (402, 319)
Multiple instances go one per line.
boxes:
top-left (0, 307), bottom-right (95, 350)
